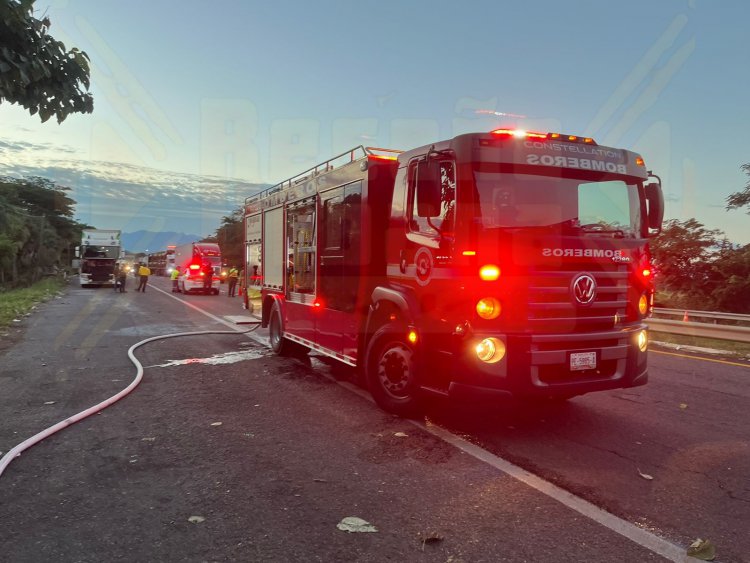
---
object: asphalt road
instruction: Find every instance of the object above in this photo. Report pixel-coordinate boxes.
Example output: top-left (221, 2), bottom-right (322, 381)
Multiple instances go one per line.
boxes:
top-left (1, 277), bottom-right (748, 562)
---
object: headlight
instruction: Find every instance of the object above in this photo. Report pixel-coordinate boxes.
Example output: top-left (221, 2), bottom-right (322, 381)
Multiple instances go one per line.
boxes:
top-left (475, 337), bottom-right (506, 363)
top-left (637, 330), bottom-right (648, 352)
top-left (476, 297), bottom-right (502, 320)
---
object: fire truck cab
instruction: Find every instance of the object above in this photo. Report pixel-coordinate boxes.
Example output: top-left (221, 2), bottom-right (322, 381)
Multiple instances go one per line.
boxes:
top-left (244, 130), bottom-right (664, 416)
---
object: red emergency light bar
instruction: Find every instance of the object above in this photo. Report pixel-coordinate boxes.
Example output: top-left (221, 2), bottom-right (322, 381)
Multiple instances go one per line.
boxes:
top-left (491, 129), bottom-right (598, 146)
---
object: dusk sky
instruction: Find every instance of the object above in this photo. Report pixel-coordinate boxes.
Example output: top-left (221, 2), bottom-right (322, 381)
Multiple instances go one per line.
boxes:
top-left (1, 0), bottom-right (749, 243)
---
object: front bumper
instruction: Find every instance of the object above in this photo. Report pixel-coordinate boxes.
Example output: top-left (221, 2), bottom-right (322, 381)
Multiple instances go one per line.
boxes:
top-left (444, 324), bottom-right (649, 400)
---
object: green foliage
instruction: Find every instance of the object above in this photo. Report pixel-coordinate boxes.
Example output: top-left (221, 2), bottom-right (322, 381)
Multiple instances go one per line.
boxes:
top-left (0, 0), bottom-right (93, 123)
top-left (0, 276), bottom-right (67, 329)
top-left (726, 163), bottom-right (750, 214)
top-left (650, 218), bottom-right (750, 313)
top-left (0, 176), bottom-right (88, 287)
top-left (214, 208), bottom-right (243, 268)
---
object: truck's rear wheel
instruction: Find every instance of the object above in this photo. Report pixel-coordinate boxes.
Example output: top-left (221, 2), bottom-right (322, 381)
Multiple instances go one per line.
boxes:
top-left (366, 323), bottom-right (422, 417)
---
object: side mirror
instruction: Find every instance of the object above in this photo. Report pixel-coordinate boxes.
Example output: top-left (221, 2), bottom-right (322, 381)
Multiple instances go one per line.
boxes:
top-left (645, 181), bottom-right (664, 236)
top-left (416, 159), bottom-right (441, 217)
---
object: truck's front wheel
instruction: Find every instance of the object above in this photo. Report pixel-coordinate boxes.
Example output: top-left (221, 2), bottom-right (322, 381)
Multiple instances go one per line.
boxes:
top-left (269, 302), bottom-right (306, 357)
top-left (366, 323), bottom-right (422, 417)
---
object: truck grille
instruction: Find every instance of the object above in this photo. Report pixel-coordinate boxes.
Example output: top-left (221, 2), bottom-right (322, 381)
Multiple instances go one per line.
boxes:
top-left (527, 267), bottom-right (630, 333)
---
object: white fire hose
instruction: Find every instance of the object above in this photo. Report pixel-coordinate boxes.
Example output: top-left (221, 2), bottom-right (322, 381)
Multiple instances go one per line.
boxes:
top-left (0, 325), bottom-right (260, 478)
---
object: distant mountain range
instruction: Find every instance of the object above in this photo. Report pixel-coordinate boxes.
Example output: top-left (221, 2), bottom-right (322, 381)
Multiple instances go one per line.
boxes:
top-left (121, 231), bottom-right (204, 254)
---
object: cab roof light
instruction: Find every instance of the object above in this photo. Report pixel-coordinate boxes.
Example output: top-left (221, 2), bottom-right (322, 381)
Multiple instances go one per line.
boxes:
top-left (548, 132), bottom-right (598, 146)
top-left (490, 128), bottom-right (547, 140)
top-left (462, 250), bottom-right (477, 256)
top-left (635, 156), bottom-right (645, 166)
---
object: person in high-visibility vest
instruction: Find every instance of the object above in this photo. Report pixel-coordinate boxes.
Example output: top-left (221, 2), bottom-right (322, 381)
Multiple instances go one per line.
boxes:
top-left (137, 263), bottom-right (151, 292)
top-left (227, 266), bottom-right (239, 297)
top-left (170, 266), bottom-right (181, 292)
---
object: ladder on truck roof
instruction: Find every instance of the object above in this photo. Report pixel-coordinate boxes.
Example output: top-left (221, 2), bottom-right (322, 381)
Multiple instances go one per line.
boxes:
top-left (245, 145), bottom-right (401, 207)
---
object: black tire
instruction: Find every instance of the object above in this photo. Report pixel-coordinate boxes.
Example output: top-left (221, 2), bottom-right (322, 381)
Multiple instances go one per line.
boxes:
top-left (365, 323), bottom-right (422, 417)
top-left (268, 303), bottom-right (291, 355)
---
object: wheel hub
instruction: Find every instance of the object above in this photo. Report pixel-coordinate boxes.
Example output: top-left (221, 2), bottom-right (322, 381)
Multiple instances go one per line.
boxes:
top-left (378, 345), bottom-right (412, 396)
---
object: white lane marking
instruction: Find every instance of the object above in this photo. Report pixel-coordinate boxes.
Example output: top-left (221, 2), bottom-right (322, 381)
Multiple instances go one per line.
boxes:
top-left (148, 283), bottom-right (267, 348)
top-left (417, 422), bottom-right (688, 562)
top-left (156, 282), bottom-right (688, 561)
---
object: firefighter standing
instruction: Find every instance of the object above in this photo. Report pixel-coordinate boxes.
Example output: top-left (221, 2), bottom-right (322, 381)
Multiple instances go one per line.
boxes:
top-left (137, 263), bottom-right (151, 292)
top-left (227, 266), bottom-right (239, 297)
top-left (202, 262), bottom-right (214, 294)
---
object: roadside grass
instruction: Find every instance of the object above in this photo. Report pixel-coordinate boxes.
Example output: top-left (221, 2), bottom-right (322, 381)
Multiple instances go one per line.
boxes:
top-left (650, 331), bottom-right (750, 358)
top-left (0, 278), bottom-right (68, 330)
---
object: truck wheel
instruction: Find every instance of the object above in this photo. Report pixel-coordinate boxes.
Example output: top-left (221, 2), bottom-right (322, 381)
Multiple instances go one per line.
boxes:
top-left (269, 303), bottom-right (307, 357)
top-left (365, 323), bottom-right (422, 417)
top-left (269, 303), bottom-right (292, 355)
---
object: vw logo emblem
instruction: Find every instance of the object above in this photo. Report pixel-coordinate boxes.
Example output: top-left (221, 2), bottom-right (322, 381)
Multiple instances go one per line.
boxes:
top-left (572, 273), bottom-right (597, 305)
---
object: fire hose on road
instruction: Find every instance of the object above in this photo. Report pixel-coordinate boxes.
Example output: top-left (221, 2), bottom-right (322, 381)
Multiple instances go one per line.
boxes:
top-left (0, 324), bottom-right (260, 479)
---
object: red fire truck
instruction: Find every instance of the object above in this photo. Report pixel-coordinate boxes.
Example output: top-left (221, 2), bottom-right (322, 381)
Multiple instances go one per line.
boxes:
top-left (243, 129), bottom-right (664, 415)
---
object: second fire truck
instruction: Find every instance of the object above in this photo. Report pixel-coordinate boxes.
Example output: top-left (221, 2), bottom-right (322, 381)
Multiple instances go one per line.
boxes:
top-left (243, 129), bottom-right (664, 416)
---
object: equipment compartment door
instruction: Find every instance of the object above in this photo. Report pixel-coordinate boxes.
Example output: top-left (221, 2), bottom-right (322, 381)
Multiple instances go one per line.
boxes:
top-left (317, 182), bottom-right (362, 361)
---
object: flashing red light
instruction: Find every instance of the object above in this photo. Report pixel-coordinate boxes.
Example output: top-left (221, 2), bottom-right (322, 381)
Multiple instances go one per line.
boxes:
top-left (369, 154), bottom-right (398, 161)
top-left (462, 250), bottom-right (477, 256)
top-left (635, 156), bottom-right (645, 166)
top-left (189, 264), bottom-right (201, 270)
top-left (642, 268), bottom-right (652, 277)
top-left (490, 128), bottom-right (547, 140)
top-left (312, 299), bottom-right (323, 309)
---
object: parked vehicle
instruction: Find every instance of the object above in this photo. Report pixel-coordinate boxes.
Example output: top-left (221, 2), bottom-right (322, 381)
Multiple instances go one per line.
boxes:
top-left (77, 229), bottom-right (122, 288)
top-left (243, 129), bottom-right (664, 415)
top-left (173, 241), bottom-right (222, 295)
top-left (146, 245), bottom-right (176, 276)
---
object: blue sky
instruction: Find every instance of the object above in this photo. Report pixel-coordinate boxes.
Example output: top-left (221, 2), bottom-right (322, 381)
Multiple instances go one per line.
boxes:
top-left (1, 0), bottom-right (749, 243)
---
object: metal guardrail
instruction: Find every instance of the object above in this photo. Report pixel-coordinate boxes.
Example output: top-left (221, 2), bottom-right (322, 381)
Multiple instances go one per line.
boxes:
top-left (649, 308), bottom-right (750, 344)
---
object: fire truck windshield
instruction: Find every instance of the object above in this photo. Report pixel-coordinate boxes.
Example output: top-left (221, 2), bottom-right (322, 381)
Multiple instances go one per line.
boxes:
top-left (473, 170), bottom-right (643, 238)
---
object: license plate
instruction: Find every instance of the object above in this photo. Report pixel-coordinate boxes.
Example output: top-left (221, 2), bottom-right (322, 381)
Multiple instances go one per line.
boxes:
top-left (570, 351), bottom-right (597, 371)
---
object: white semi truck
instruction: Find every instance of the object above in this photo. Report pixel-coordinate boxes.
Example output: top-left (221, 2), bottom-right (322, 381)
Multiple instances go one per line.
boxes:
top-left (78, 229), bottom-right (122, 287)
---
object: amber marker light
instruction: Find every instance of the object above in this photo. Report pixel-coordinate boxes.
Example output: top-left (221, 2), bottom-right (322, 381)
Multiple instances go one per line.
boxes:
top-left (635, 156), bottom-right (645, 166)
top-left (476, 297), bottom-right (501, 320)
top-left (462, 250), bottom-right (477, 256)
top-left (638, 294), bottom-right (649, 316)
top-left (479, 264), bottom-right (500, 281)
top-left (407, 330), bottom-right (418, 344)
